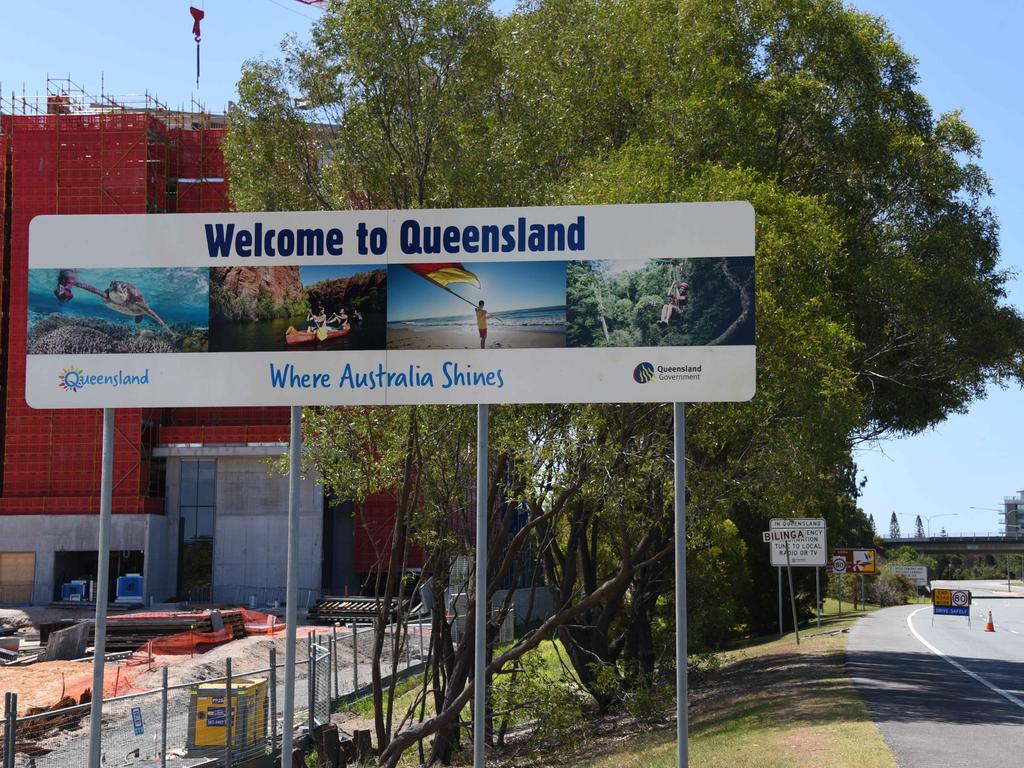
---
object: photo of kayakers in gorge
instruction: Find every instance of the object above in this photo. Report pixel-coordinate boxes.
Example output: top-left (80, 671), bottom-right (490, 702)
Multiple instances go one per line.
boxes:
top-left (566, 256), bottom-right (755, 348)
top-left (26, 267), bottom-right (209, 353)
top-left (208, 265), bottom-right (386, 352)
top-left (386, 261), bottom-right (567, 350)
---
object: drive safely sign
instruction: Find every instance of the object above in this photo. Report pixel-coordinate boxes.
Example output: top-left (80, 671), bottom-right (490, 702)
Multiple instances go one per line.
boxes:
top-left (932, 588), bottom-right (971, 616)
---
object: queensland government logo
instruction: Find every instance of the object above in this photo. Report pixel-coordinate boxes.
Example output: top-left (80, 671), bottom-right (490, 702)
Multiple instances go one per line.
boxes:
top-left (58, 367), bottom-right (85, 392)
top-left (633, 362), bottom-right (655, 383)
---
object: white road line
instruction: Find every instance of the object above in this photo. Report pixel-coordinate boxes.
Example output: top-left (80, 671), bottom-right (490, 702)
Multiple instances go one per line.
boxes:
top-left (907, 607), bottom-right (1024, 710)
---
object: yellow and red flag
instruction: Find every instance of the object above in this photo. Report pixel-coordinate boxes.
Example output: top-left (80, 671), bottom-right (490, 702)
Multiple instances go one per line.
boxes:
top-left (405, 263), bottom-right (480, 289)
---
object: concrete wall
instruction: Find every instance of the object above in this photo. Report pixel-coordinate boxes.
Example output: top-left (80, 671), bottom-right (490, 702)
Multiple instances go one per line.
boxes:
top-left (0, 514), bottom-right (151, 604)
top-left (163, 456), bottom-right (323, 606)
top-left (0, 455), bottom-right (326, 606)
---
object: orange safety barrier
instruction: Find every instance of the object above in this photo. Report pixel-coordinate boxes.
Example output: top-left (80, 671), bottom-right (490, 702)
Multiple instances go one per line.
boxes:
top-left (240, 608), bottom-right (287, 635)
top-left (57, 608), bottom-right (288, 703)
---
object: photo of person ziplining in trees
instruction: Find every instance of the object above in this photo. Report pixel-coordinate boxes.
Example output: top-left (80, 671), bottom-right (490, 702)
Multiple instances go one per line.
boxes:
top-left (566, 257), bottom-right (755, 348)
top-left (387, 261), bottom-right (567, 350)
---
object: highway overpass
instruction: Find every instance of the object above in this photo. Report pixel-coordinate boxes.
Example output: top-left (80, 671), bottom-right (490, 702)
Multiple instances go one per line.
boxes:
top-left (881, 535), bottom-right (1024, 555)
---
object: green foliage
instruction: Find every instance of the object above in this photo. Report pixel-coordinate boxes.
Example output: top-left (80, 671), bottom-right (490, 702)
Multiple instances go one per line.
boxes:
top-left (492, 648), bottom-right (585, 745)
top-left (231, 0), bottom-right (1024, 755)
top-left (208, 271), bottom-right (310, 323)
top-left (871, 572), bottom-right (917, 607)
top-left (566, 258), bottom-right (753, 348)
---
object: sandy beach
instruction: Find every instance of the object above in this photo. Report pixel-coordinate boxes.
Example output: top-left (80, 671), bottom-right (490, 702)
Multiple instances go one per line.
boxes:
top-left (388, 326), bottom-right (565, 350)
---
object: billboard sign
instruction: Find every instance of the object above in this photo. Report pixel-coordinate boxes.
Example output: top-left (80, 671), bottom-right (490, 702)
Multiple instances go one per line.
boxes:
top-left (764, 518), bottom-right (827, 567)
top-left (830, 548), bottom-right (876, 574)
top-left (932, 588), bottom-right (970, 616)
top-left (890, 564), bottom-right (928, 586)
top-left (26, 203), bottom-right (755, 408)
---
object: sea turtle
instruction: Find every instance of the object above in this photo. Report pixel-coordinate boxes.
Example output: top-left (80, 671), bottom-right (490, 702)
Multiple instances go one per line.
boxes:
top-left (75, 279), bottom-right (175, 335)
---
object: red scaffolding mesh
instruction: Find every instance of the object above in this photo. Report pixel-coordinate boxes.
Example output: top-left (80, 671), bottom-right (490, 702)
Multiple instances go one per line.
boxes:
top-left (0, 83), bottom-right (246, 515)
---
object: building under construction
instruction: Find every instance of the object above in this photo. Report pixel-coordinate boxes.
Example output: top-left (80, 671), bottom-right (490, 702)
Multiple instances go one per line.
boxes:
top-left (0, 79), bottom-right (384, 607)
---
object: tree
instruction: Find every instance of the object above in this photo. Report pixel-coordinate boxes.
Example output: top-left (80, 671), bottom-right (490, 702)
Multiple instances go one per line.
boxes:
top-left (915, 515), bottom-right (926, 538)
top-left (228, 0), bottom-right (1024, 762)
top-left (869, 514), bottom-right (876, 533)
top-left (890, 512), bottom-right (901, 539)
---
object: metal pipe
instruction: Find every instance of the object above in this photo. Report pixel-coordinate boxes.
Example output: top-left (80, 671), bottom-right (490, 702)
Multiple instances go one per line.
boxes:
top-left (270, 647), bottom-right (278, 756)
top-left (282, 406), bottom-right (301, 762)
top-left (673, 403), bottom-right (688, 768)
top-left (88, 408), bottom-right (114, 768)
top-left (225, 658), bottom-right (233, 768)
top-left (332, 624), bottom-right (339, 702)
top-left (473, 403), bottom-right (488, 768)
top-left (307, 636), bottom-right (315, 734)
top-left (160, 667), bottom-right (168, 768)
top-left (4, 692), bottom-right (17, 768)
top-left (353, 623), bottom-right (359, 692)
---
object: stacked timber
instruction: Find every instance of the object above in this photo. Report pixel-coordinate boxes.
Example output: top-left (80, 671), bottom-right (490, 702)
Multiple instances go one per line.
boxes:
top-left (307, 596), bottom-right (398, 625)
top-left (38, 610), bottom-right (247, 652)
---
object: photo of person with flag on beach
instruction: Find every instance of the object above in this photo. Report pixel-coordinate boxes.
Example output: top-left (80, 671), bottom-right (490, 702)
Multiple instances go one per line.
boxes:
top-left (387, 261), bottom-right (567, 350)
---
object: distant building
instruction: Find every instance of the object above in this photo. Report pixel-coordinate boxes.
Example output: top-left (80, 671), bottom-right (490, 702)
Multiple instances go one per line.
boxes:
top-left (1004, 491), bottom-right (1024, 537)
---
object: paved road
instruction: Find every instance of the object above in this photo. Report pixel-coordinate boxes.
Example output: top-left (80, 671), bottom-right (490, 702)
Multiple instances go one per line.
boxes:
top-left (848, 580), bottom-right (1024, 768)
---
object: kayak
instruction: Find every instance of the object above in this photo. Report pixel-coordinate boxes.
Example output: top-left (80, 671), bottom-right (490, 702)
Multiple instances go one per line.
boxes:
top-left (285, 325), bottom-right (351, 345)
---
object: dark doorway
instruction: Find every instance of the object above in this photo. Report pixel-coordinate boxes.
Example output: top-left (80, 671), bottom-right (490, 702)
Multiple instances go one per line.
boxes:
top-left (322, 499), bottom-right (356, 596)
top-left (52, 550), bottom-right (144, 602)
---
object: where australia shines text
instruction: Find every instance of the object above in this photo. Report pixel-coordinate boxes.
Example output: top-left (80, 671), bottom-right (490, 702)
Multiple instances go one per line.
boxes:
top-left (205, 216), bottom-right (586, 257)
top-left (270, 362), bottom-right (504, 391)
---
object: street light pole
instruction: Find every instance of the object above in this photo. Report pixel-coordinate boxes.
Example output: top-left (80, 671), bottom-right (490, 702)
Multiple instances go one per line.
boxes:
top-left (897, 512), bottom-right (957, 538)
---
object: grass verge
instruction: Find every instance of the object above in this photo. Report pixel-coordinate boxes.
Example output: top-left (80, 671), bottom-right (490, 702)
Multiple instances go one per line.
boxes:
top-left (577, 606), bottom-right (896, 767)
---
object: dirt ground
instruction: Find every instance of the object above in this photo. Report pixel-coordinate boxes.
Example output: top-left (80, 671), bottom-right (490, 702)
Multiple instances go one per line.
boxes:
top-left (0, 660), bottom-right (95, 709)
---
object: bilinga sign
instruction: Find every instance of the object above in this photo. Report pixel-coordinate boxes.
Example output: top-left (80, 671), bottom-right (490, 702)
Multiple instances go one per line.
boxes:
top-left (764, 518), bottom-right (827, 567)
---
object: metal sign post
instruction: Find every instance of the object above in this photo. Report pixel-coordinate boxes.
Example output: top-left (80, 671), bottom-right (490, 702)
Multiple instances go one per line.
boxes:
top-left (473, 404), bottom-right (488, 768)
top-left (778, 567), bottom-right (783, 638)
top-left (674, 403), bottom-right (688, 768)
top-left (87, 408), bottom-right (114, 768)
top-left (784, 541), bottom-right (800, 645)
top-left (815, 567), bottom-right (821, 628)
top-left (281, 406), bottom-right (301, 764)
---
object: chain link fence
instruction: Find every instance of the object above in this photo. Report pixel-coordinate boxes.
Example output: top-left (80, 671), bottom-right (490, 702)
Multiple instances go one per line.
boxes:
top-left (2, 623), bottom-right (430, 768)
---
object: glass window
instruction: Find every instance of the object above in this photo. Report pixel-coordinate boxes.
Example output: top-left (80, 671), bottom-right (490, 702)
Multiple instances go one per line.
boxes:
top-left (178, 460), bottom-right (216, 599)
top-left (197, 462), bottom-right (217, 506)
top-left (180, 461), bottom-right (198, 506)
top-left (196, 507), bottom-right (215, 540)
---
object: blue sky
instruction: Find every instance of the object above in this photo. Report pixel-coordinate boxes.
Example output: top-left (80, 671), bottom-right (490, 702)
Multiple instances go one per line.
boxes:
top-left (388, 262), bottom-right (567, 322)
top-left (3, 1), bottom-right (1021, 534)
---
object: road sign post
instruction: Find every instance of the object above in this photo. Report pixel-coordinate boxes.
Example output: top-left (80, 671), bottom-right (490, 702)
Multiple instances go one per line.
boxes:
top-left (931, 588), bottom-right (971, 627)
top-left (815, 567), bottom-right (821, 628)
top-left (763, 520), bottom-right (826, 643)
top-left (777, 567), bottom-right (783, 638)
top-left (784, 541), bottom-right (800, 645)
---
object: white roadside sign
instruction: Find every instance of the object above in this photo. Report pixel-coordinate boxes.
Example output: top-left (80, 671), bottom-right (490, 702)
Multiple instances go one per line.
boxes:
top-left (890, 564), bottom-right (928, 586)
top-left (766, 518), bottom-right (827, 567)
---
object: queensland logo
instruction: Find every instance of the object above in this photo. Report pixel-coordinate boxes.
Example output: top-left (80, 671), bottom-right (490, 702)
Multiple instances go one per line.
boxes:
top-left (58, 367), bottom-right (85, 393)
top-left (56, 367), bottom-right (151, 392)
top-left (633, 362), bottom-right (656, 383)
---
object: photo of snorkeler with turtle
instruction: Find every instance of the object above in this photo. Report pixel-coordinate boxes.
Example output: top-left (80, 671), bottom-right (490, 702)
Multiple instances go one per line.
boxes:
top-left (27, 268), bottom-right (210, 354)
top-left (566, 256), bottom-right (755, 348)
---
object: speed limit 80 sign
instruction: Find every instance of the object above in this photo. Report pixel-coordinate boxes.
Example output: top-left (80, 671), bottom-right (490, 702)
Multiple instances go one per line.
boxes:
top-left (830, 548), bottom-right (876, 574)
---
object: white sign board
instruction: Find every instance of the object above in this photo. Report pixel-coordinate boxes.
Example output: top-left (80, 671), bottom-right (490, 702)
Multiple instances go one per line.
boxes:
top-left (767, 518), bottom-right (827, 567)
top-left (891, 564), bottom-right (928, 586)
top-left (26, 203), bottom-right (755, 408)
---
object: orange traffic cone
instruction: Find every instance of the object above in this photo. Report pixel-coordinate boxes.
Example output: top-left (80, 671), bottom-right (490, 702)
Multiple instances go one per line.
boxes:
top-left (985, 611), bottom-right (996, 632)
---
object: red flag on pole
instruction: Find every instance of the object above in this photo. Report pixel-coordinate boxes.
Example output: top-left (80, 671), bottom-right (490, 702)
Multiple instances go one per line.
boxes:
top-left (190, 6), bottom-right (204, 41)
top-left (190, 7), bottom-right (205, 87)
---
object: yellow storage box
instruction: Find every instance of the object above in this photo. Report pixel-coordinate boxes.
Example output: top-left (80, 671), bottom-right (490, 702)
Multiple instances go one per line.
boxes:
top-left (187, 677), bottom-right (268, 752)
